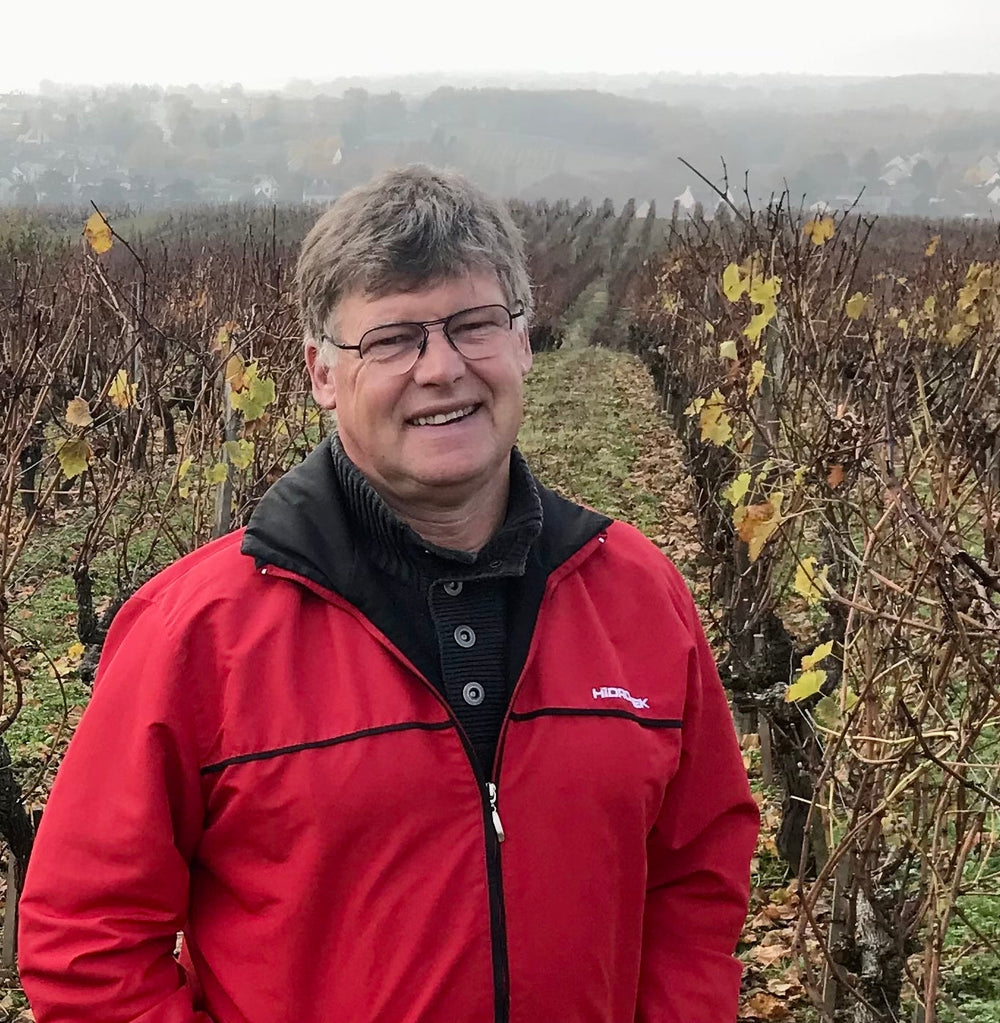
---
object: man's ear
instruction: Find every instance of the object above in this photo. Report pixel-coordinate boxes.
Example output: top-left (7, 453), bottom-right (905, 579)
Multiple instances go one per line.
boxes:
top-left (304, 338), bottom-right (338, 411)
top-left (516, 323), bottom-right (533, 376)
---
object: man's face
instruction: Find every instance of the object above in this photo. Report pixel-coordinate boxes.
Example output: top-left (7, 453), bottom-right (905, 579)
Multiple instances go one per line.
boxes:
top-left (305, 272), bottom-right (532, 508)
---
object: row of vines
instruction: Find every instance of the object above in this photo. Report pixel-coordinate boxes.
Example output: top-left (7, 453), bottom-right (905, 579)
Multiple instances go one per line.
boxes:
top-left (628, 195), bottom-right (1000, 1021)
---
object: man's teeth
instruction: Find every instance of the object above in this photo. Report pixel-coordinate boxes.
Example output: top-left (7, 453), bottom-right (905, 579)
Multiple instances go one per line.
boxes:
top-left (411, 405), bottom-right (476, 427)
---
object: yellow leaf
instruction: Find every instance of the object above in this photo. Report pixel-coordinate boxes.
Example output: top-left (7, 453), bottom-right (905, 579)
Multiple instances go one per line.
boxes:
top-left (229, 362), bottom-right (277, 422)
top-left (65, 396), bottom-right (93, 428)
top-left (744, 299), bottom-right (776, 344)
top-left (108, 368), bottom-right (137, 409)
top-left (733, 492), bottom-right (783, 561)
top-left (845, 292), bottom-right (868, 320)
top-left (786, 669), bottom-right (826, 702)
top-left (925, 235), bottom-right (940, 257)
top-left (803, 216), bottom-right (835, 246)
top-left (176, 456), bottom-right (194, 481)
top-left (719, 339), bottom-right (739, 361)
top-left (56, 437), bottom-right (93, 479)
top-left (212, 320), bottom-right (240, 356)
top-left (802, 641), bottom-right (834, 671)
top-left (699, 389), bottom-right (732, 446)
top-left (792, 465), bottom-right (807, 487)
top-left (923, 295), bottom-right (936, 316)
top-left (722, 262), bottom-right (746, 302)
top-left (223, 439), bottom-right (255, 470)
top-left (723, 471), bottom-right (751, 506)
top-left (747, 360), bottom-right (766, 398)
top-left (748, 275), bottom-right (781, 305)
top-left (204, 462), bottom-right (229, 485)
top-left (684, 397), bottom-right (705, 417)
top-left (794, 557), bottom-right (829, 606)
top-left (67, 641), bottom-right (85, 660)
top-left (83, 211), bottom-right (113, 254)
top-left (225, 353), bottom-right (247, 392)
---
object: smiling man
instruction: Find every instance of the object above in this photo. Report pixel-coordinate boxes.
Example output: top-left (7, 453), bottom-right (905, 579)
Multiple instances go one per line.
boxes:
top-left (18, 166), bottom-right (759, 1023)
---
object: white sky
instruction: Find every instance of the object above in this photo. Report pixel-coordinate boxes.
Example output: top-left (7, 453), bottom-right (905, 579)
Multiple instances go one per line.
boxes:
top-left (5, 0), bottom-right (1000, 91)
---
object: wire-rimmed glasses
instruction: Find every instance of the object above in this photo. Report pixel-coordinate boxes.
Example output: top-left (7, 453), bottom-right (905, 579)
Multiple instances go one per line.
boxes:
top-left (323, 303), bottom-right (525, 375)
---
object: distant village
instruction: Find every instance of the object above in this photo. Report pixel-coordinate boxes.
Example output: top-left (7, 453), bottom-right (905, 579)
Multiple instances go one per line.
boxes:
top-left (2, 85), bottom-right (1000, 220)
top-left (672, 152), bottom-right (1000, 220)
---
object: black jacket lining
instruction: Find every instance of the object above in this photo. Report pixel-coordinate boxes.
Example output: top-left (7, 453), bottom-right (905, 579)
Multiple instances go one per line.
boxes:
top-left (200, 720), bottom-right (455, 775)
top-left (509, 708), bottom-right (683, 728)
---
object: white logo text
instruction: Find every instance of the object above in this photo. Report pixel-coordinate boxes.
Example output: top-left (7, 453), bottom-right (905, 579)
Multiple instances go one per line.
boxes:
top-left (592, 686), bottom-right (650, 710)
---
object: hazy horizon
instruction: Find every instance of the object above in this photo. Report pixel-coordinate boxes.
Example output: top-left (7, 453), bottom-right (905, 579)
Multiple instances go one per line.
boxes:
top-left (5, 0), bottom-right (1000, 93)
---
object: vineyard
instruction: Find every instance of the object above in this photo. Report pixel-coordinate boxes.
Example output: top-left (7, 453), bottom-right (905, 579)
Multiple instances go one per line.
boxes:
top-left (1, 193), bottom-right (999, 1022)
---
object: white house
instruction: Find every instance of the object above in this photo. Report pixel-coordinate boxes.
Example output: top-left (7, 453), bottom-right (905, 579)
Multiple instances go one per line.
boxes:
top-left (253, 175), bottom-right (279, 201)
top-left (673, 186), bottom-right (697, 212)
top-left (16, 127), bottom-right (51, 146)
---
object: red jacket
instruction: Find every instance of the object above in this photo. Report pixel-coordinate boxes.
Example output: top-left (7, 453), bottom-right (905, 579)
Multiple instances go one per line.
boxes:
top-left (18, 446), bottom-right (758, 1023)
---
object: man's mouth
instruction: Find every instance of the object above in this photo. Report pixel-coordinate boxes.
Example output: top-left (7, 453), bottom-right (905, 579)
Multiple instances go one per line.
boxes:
top-left (408, 404), bottom-right (479, 427)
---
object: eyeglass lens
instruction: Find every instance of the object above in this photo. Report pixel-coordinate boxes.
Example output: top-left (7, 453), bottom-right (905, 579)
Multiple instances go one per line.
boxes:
top-left (359, 305), bottom-right (513, 369)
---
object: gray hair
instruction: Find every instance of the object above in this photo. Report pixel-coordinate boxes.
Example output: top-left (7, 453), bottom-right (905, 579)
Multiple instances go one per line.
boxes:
top-left (296, 165), bottom-right (533, 345)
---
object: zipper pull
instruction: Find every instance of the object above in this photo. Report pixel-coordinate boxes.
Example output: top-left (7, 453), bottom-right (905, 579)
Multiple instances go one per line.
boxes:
top-left (487, 782), bottom-right (505, 843)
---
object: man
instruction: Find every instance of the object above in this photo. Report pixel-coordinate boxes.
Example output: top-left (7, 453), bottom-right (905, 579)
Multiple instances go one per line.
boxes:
top-left (18, 166), bottom-right (758, 1023)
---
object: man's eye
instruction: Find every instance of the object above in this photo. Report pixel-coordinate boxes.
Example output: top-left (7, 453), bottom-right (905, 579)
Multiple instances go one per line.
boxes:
top-left (370, 334), bottom-right (413, 348)
top-left (363, 330), bottom-right (421, 355)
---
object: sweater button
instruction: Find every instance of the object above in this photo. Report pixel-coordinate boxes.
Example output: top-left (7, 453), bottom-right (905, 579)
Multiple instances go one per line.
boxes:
top-left (454, 625), bottom-right (476, 648)
top-left (462, 682), bottom-right (485, 706)
top-left (443, 580), bottom-right (463, 596)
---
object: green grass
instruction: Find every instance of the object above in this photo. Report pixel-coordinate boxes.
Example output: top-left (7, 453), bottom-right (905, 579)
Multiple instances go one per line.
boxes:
top-left (559, 282), bottom-right (609, 349)
top-left (521, 346), bottom-right (679, 539)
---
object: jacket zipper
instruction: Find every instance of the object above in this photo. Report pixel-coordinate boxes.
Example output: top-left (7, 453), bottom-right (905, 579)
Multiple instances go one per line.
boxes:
top-left (488, 782), bottom-right (505, 842)
top-left (455, 729), bottom-right (510, 1023)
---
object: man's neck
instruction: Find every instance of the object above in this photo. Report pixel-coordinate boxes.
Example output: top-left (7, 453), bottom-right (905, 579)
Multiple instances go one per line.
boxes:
top-left (378, 471), bottom-right (510, 553)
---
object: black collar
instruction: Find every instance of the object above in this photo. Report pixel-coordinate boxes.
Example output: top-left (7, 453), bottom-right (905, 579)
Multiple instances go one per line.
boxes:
top-left (328, 435), bottom-right (543, 586)
top-left (241, 436), bottom-right (612, 607)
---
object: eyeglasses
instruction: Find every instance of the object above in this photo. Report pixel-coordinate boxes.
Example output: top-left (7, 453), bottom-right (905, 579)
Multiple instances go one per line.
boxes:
top-left (323, 303), bottom-right (525, 376)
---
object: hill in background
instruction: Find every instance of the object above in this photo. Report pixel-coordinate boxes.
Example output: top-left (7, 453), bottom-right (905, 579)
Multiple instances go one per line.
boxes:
top-left (2, 73), bottom-right (1000, 217)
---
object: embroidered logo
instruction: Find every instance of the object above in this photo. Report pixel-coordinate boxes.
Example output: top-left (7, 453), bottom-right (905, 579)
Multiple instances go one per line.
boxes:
top-left (592, 686), bottom-right (650, 710)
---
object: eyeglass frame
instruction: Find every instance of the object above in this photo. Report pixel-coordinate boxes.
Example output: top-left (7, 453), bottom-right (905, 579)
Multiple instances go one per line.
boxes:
top-left (321, 302), bottom-right (526, 369)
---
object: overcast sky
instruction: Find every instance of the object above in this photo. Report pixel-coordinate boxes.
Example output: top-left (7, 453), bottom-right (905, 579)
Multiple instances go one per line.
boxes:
top-left (5, 0), bottom-right (1000, 91)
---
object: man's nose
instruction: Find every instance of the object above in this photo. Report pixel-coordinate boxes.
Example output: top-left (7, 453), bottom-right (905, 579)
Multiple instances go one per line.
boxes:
top-left (412, 324), bottom-right (466, 383)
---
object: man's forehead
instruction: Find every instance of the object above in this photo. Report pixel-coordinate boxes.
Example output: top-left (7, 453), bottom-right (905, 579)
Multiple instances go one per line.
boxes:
top-left (335, 272), bottom-right (504, 324)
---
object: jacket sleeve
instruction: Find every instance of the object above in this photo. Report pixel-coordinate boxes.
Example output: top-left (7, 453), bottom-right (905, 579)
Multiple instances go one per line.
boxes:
top-left (635, 573), bottom-right (760, 1023)
top-left (18, 594), bottom-right (214, 1023)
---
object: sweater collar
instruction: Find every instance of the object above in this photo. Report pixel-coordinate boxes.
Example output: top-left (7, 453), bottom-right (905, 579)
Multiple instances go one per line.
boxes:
top-left (329, 435), bottom-right (543, 584)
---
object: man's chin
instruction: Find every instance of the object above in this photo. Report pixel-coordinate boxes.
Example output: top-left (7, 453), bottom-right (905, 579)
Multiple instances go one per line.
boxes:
top-left (394, 455), bottom-right (506, 499)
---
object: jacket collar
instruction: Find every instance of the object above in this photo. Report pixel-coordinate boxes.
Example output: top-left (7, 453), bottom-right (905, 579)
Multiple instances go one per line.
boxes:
top-left (241, 436), bottom-right (612, 604)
